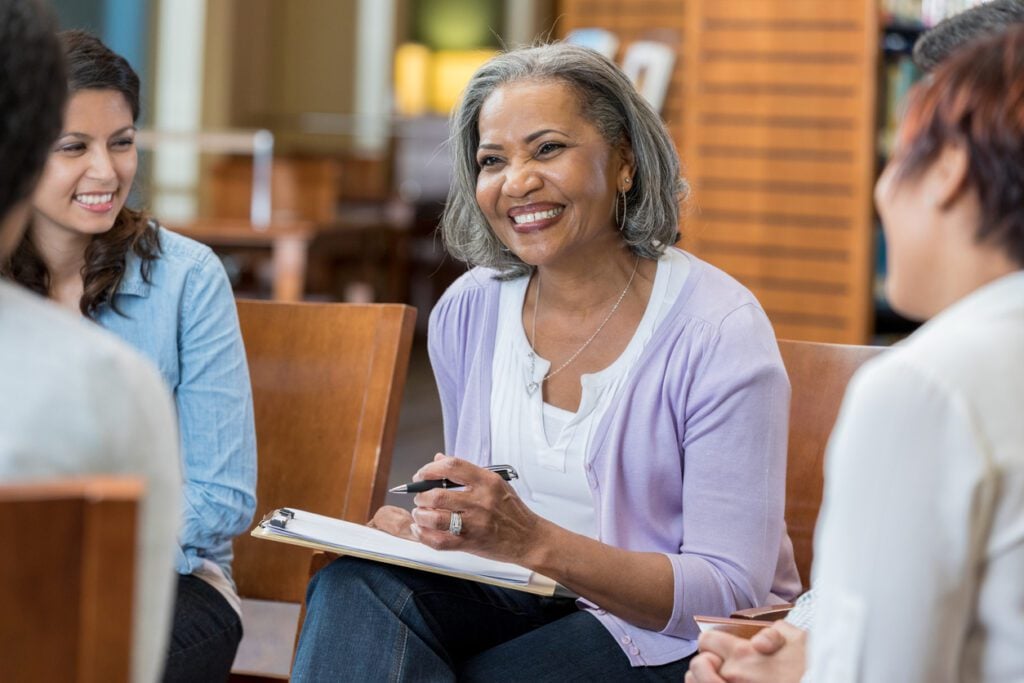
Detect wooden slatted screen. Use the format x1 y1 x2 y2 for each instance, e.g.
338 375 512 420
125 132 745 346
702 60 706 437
560 0 878 343
681 1 878 343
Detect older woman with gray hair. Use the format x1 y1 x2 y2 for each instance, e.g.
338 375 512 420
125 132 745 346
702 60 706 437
292 43 799 681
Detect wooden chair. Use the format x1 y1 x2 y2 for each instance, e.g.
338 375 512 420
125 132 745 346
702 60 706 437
729 339 884 624
230 300 416 680
0 476 143 683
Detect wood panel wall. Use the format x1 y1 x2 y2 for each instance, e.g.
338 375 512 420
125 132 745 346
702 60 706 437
559 0 878 343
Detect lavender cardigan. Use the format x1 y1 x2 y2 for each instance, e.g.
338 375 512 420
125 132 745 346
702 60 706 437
427 251 801 666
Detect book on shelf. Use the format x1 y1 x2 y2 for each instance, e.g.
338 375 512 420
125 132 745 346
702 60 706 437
881 0 989 26
878 54 922 159
882 0 924 24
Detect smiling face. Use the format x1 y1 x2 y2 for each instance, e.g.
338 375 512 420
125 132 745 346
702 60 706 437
474 79 633 270
30 88 137 244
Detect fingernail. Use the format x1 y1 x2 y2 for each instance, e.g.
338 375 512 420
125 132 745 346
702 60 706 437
410 524 421 538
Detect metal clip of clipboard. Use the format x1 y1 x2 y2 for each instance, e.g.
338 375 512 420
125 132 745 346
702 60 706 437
261 508 295 530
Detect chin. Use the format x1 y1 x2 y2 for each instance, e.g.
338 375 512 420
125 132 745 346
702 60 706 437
507 244 553 268
79 217 119 235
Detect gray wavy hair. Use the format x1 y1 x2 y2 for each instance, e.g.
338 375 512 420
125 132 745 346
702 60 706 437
440 42 689 278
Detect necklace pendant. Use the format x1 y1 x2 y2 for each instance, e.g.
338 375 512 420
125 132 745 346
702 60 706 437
526 380 539 395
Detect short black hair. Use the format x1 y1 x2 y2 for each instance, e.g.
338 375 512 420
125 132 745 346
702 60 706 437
0 0 66 222
913 0 1024 71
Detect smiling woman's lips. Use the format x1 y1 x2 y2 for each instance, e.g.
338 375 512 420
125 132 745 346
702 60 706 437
508 205 564 232
74 194 116 213
511 212 563 233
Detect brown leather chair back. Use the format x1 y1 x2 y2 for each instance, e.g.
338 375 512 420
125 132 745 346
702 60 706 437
232 301 415 604
779 339 884 586
0 477 142 683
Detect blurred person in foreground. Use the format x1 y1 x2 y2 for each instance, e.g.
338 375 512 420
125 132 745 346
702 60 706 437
688 20 1024 683
292 42 800 681
1 30 257 681
0 1 180 681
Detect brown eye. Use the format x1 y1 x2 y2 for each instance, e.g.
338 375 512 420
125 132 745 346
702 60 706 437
537 142 564 156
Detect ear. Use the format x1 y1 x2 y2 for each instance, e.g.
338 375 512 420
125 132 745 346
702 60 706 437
928 143 970 210
617 142 636 193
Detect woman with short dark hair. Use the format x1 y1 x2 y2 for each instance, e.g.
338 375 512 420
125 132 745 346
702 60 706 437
808 24 1024 682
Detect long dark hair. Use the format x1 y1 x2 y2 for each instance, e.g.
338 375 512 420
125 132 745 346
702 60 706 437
1 29 160 317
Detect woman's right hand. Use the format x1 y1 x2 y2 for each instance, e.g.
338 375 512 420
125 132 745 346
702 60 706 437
366 505 418 541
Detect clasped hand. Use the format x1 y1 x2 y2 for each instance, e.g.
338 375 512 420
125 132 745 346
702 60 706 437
368 454 542 563
685 620 807 683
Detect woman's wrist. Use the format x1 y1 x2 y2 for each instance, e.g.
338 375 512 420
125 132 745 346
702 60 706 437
518 516 572 577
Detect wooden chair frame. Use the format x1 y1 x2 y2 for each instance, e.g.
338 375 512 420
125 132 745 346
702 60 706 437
0 476 142 682
729 339 884 624
230 300 415 679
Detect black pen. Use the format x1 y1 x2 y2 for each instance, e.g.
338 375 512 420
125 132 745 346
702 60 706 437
388 464 519 494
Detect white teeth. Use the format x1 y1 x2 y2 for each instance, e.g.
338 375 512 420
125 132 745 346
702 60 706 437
75 193 113 205
512 207 562 224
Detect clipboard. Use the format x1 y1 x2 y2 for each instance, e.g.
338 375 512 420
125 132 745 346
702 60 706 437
692 615 771 639
252 507 563 597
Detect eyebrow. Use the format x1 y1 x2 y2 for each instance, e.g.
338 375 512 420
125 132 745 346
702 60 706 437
59 125 137 139
477 128 569 151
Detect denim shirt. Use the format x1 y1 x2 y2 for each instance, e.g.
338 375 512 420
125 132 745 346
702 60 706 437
96 226 257 582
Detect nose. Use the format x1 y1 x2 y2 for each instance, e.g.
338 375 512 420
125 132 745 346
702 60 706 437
86 147 116 182
502 160 542 198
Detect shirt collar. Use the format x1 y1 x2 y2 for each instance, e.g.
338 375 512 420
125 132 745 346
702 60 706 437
115 248 152 298
923 269 1024 331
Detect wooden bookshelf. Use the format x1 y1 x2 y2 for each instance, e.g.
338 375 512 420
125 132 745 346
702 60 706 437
559 0 879 344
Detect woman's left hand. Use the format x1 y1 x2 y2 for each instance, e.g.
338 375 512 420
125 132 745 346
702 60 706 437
410 454 545 563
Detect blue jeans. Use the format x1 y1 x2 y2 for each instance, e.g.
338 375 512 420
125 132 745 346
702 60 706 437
161 574 243 683
292 557 692 682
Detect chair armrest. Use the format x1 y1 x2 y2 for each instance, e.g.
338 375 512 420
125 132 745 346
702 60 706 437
730 603 794 621
693 615 772 639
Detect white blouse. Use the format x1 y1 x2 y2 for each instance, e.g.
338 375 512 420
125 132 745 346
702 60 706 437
808 271 1024 683
490 249 690 537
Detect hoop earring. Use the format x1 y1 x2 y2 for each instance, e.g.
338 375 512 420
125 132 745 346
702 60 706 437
616 189 629 231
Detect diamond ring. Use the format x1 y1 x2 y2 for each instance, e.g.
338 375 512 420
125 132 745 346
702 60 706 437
448 511 463 536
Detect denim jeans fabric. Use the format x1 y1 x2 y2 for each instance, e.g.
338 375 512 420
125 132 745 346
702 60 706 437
161 574 243 683
291 557 693 682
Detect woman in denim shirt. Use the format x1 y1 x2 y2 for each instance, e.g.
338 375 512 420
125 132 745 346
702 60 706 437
2 30 257 681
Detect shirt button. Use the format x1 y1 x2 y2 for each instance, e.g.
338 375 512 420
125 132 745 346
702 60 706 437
595 608 607 615
620 635 632 645
629 646 640 655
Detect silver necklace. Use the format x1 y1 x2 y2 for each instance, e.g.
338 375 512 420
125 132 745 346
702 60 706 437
526 256 640 395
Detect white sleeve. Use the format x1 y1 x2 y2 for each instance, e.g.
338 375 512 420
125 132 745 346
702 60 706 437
807 358 992 683
104 354 182 683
